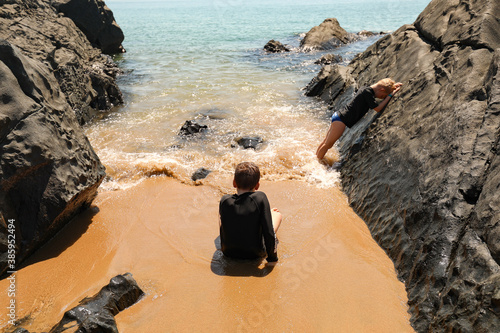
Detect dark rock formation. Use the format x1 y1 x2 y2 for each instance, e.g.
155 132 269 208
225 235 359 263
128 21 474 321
235 136 263 150
47 273 144 333
264 39 290 53
300 18 357 51
0 0 124 124
191 168 212 181
0 39 106 275
52 0 125 54
314 53 343 65
304 64 355 101
305 0 500 331
178 120 208 136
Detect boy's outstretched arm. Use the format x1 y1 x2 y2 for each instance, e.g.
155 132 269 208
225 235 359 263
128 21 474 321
261 196 278 262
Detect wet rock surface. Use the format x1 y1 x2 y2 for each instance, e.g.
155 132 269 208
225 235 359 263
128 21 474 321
178 120 208 136
48 273 144 333
263 39 290 53
305 0 500 331
235 136 263 150
314 53 343 65
192 167 212 181
0 0 124 124
6 273 143 333
0 39 106 275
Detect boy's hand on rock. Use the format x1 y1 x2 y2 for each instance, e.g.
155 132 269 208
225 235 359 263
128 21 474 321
393 82 403 94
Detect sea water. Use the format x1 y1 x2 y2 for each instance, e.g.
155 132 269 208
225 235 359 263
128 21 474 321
87 0 431 190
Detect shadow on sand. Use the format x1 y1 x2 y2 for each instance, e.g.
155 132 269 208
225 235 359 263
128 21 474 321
15 206 99 272
210 236 275 277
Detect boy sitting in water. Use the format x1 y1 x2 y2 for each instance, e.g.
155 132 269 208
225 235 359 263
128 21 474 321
219 162 282 262
316 78 403 160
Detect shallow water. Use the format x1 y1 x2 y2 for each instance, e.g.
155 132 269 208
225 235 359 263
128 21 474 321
85 0 431 190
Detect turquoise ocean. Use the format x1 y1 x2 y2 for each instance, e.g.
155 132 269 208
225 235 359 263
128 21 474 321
87 0 431 190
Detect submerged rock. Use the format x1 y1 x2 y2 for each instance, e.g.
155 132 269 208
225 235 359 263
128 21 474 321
198 107 233 120
357 30 376 37
264 39 290 53
300 18 357 51
0 39 105 275
49 273 144 333
192 168 212 181
235 136 263 150
305 0 500 331
178 120 208 136
314 53 343 65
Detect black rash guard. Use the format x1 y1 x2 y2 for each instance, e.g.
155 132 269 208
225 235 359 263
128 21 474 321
338 86 378 128
219 191 278 262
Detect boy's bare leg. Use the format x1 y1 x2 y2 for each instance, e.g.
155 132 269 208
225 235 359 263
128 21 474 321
271 208 282 233
316 121 346 159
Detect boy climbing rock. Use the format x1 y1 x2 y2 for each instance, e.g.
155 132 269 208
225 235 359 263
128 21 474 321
316 78 403 159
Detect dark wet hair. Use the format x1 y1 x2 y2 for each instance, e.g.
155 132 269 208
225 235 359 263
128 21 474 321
234 162 260 190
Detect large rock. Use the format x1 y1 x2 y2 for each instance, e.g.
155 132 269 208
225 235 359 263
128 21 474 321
304 64 355 103
300 18 356 51
49 273 144 333
0 0 124 124
52 0 125 54
0 39 105 275
305 0 500 331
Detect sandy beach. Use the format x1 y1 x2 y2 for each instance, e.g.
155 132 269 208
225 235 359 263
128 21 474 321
1 176 412 332
2 0 497 330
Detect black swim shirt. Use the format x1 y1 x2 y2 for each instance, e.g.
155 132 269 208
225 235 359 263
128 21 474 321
338 86 378 128
219 191 278 262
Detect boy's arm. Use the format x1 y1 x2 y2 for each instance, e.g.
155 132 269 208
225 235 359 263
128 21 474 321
373 95 392 112
260 194 278 262
218 198 223 228
374 82 402 112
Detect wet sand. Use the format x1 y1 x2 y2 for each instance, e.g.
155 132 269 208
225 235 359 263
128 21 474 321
0 176 413 332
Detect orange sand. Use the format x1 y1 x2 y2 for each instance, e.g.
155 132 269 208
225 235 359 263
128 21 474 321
0 177 413 332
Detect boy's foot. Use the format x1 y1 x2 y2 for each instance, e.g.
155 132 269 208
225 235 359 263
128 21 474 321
318 156 336 167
